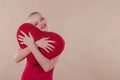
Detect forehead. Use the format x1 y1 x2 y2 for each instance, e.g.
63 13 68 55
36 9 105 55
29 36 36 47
33 14 42 18
31 14 42 21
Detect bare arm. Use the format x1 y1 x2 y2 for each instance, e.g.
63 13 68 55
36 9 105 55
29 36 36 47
17 31 59 72
14 40 39 63
15 43 59 72
15 31 55 63
14 40 55 63
15 44 59 72
14 47 30 63
29 43 59 72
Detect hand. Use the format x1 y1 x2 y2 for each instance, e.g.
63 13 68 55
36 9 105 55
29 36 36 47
36 37 55 53
18 31 35 49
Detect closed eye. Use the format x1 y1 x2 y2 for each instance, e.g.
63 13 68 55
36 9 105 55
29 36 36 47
34 22 38 25
40 17 44 21
41 17 44 20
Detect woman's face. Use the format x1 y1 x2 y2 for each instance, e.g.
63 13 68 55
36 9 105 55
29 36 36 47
30 14 48 31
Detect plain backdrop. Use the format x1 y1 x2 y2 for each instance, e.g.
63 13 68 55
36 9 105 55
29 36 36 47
0 0 120 80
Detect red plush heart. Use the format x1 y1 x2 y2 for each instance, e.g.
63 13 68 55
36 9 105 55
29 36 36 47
16 23 65 65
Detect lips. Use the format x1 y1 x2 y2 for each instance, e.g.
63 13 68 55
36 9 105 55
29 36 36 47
41 24 46 29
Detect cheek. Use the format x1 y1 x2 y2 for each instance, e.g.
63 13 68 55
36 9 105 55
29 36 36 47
37 23 42 27
42 20 47 24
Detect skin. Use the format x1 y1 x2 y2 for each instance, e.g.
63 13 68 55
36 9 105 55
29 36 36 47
14 14 60 72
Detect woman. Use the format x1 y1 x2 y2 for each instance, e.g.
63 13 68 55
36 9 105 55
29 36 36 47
14 12 61 80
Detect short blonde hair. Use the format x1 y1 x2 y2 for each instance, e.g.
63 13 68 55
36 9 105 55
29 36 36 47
28 11 42 18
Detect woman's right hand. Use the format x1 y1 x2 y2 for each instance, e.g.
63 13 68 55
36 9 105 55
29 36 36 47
36 37 55 53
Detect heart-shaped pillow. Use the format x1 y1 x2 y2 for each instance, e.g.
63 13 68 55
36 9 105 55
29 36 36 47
16 23 65 65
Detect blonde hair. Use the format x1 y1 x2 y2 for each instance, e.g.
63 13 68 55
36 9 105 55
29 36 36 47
28 11 42 18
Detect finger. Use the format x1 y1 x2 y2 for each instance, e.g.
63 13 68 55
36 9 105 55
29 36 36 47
18 35 24 39
43 47 50 53
20 31 27 37
47 40 55 43
46 46 54 51
18 38 24 41
47 43 55 49
28 32 33 39
20 42 24 44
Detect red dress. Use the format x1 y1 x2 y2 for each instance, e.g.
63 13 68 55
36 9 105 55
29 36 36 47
21 62 54 80
16 23 65 80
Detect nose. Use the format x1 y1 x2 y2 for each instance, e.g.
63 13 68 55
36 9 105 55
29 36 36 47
41 21 46 26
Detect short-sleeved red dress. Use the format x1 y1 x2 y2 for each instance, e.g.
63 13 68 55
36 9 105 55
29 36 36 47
16 23 65 80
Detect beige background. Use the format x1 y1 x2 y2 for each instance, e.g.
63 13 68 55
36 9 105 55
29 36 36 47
0 0 120 80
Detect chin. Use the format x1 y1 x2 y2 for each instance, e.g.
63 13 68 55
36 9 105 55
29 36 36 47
41 28 48 32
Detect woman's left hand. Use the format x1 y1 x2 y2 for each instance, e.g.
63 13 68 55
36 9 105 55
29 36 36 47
18 31 35 49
